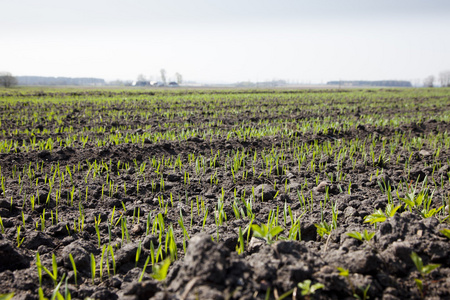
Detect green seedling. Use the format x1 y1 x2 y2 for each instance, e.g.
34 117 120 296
152 258 171 281
398 188 443 218
64 277 72 300
347 230 375 242
315 221 332 238
90 253 96 284
440 228 450 239
108 245 116 275
99 245 107 280
50 273 66 300
38 288 46 300
337 267 356 296
287 219 302 241
94 215 101 248
135 240 142 267
139 256 151 283
0 216 4 234
355 285 371 300
297 279 325 300
364 203 401 227
16 225 25 247
36 252 43 287
68 253 77 286
236 227 245 254
36 253 59 287
251 223 283 245
410 252 440 299
0 293 15 300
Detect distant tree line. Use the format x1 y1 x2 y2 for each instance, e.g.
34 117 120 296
439 71 450 87
16 76 105 86
327 80 412 87
0 72 18 88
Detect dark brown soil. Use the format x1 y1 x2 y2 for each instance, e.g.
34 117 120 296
0 88 449 300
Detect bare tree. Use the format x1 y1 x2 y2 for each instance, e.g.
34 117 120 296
175 72 183 85
136 74 146 82
160 69 167 85
439 71 450 87
0 72 18 88
423 75 435 88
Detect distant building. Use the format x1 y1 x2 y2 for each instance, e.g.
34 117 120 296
150 81 165 87
132 81 150 87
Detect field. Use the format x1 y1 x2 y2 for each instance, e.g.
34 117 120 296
0 87 449 300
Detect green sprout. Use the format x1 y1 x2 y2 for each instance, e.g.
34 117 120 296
251 223 283 245
440 228 450 239
0 293 15 300
297 279 324 300
68 253 77 286
152 258 171 281
347 230 375 243
410 252 440 299
364 203 401 227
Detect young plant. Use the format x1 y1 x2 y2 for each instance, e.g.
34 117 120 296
0 293 15 300
440 228 450 239
337 267 356 296
139 256 151 283
36 253 59 287
251 223 283 245
347 229 375 243
108 245 116 275
398 188 443 218
236 227 245 255
90 253 96 284
94 215 101 248
0 216 4 234
364 203 401 227
135 241 142 267
68 253 77 286
315 221 332 238
152 258 171 281
16 225 25 248
410 252 440 299
36 252 43 287
99 245 107 280
297 279 324 300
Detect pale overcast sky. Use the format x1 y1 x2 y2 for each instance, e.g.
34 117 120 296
1 0 449 83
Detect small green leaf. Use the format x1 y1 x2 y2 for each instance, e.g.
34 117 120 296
398 197 414 208
363 229 375 241
440 228 450 239
364 210 386 225
152 258 171 281
422 264 440 274
414 278 423 291
268 226 283 237
251 224 266 238
410 252 423 273
0 293 15 300
38 288 48 300
298 280 312 296
385 204 401 217
337 267 349 277
310 282 325 293
347 232 363 241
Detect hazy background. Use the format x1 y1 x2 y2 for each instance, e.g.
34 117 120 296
1 0 449 84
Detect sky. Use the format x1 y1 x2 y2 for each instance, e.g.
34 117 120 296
1 0 450 84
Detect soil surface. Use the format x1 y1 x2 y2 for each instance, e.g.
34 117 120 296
0 88 449 300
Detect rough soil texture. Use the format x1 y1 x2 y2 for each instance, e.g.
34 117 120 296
0 89 449 300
